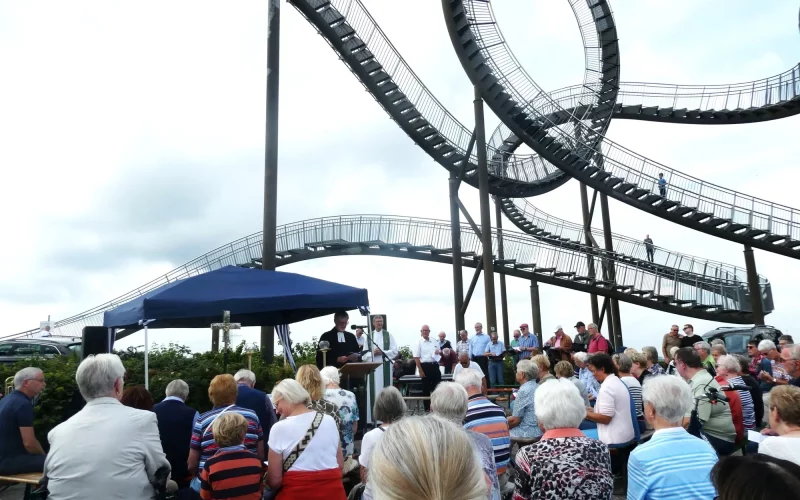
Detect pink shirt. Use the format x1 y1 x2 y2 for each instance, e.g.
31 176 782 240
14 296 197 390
554 335 562 348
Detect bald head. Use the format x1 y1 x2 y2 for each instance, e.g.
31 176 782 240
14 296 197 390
420 325 431 340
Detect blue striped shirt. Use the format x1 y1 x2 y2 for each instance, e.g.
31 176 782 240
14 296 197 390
516 334 538 360
484 341 506 357
469 333 491 358
464 394 511 474
191 405 263 472
727 376 756 430
627 427 718 500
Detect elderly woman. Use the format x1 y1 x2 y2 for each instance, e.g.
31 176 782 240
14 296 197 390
513 379 612 500
584 353 636 447
295 365 343 446
615 354 644 430
320 366 358 458
627 376 718 500
359 387 407 500
711 344 727 364
369 415 486 500
574 352 600 402
509 360 542 439
642 346 664 376
188 374 263 491
554 360 589 406
432 383 500 500
735 354 764 425
267 379 345 500
629 352 652 386
716 355 756 431
759 385 800 465
531 354 553 384
666 346 680 375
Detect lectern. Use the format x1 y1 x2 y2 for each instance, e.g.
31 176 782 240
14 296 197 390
339 362 382 393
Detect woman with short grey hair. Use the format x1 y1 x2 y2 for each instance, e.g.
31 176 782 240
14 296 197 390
574 351 600 402
627 376 718 499
616 353 644 426
320 366 359 458
716 355 756 430
642 346 665 376
359 387 406 500
513 379 613 499
711 344 727 364
509 360 541 439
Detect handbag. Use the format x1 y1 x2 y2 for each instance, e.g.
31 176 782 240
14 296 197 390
262 412 325 500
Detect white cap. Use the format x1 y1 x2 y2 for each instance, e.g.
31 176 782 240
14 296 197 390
554 325 563 332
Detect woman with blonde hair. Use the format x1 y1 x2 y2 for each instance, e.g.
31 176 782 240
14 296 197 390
369 415 487 500
531 354 553 384
554 360 589 406
295 365 342 445
267 379 345 500
759 385 800 465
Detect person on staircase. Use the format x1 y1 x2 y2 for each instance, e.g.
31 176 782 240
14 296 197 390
644 234 655 262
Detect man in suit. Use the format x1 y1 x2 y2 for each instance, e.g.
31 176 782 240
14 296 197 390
316 311 361 369
45 354 170 500
152 379 198 488
233 368 276 442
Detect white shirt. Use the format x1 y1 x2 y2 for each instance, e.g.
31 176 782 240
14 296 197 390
359 426 389 500
356 335 365 348
267 412 340 472
414 337 437 363
594 374 635 445
452 361 485 379
758 436 800 465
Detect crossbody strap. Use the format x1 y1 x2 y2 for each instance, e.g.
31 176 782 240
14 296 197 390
282 412 324 473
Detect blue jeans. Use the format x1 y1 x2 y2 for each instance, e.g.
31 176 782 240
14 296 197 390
488 361 504 387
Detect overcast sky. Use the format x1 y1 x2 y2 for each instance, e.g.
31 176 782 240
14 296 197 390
1 1 798 356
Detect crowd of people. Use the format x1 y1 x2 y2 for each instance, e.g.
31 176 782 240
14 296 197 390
1 314 800 500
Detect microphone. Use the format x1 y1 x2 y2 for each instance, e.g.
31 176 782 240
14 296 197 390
350 325 368 330
722 385 749 392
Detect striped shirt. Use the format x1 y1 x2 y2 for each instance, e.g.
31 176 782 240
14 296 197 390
191 406 263 472
199 445 263 500
627 427 718 500
621 376 643 419
516 334 538 360
726 376 755 430
464 394 511 474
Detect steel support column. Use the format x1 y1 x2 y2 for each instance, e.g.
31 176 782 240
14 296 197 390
579 183 600 324
449 171 465 331
474 86 497 333
462 260 484 316
495 199 510 344
530 281 543 348
743 245 765 325
600 192 622 348
261 0 281 362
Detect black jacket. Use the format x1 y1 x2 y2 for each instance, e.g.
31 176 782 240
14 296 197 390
316 327 361 369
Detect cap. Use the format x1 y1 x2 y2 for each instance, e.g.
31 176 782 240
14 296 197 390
574 321 585 328
519 323 529 328
554 325 563 332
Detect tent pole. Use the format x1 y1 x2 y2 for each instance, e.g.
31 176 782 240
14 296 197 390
138 319 155 390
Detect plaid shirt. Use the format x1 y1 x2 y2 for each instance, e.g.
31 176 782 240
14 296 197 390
648 364 665 376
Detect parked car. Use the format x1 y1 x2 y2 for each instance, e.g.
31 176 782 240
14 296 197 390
0 337 82 365
702 325 783 355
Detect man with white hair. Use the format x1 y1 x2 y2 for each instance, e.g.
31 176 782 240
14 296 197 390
456 369 511 490
363 314 398 418
45 354 170 500
430 383 501 500
693 341 716 375
0 367 46 474
234 368 276 441
437 331 457 374
153 379 197 488
780 344 800 387
758 339 791 391
453 350 487 394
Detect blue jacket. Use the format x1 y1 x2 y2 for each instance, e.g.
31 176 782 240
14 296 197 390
152 398 196 482
235 385 276 441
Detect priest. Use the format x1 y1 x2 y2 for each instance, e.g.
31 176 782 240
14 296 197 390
316 311 361 369
362 314 398 422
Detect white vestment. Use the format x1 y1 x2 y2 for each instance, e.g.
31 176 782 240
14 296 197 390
362 329 398 422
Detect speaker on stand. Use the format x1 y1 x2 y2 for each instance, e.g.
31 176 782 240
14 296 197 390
81 326 113 360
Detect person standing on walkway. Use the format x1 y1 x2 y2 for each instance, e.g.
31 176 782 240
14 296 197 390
644 234 655 262
484 332 506 388
657 173 667 197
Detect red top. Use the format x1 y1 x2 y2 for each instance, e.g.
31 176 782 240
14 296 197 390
588 335 609 354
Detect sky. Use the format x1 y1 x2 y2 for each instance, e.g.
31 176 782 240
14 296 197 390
1 0 798 357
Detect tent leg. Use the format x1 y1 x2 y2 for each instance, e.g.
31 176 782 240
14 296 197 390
144 325 149 390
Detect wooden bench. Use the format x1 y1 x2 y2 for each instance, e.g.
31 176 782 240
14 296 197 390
0 472 43 500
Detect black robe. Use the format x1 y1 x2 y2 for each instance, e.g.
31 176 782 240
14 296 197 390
316 327 361 369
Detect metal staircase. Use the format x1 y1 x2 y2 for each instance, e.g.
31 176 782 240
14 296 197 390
7 215 772 338
443 0 800 258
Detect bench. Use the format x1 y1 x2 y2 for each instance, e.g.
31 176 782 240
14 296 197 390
0 472 43 500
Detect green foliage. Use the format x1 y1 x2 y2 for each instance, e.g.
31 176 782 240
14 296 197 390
398 346 413 360
0 342 294 450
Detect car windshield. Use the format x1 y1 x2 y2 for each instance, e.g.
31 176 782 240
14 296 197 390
68 343 82 354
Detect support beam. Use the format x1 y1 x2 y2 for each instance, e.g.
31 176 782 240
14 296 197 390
462 259 484 316
530 281 543 348
457 129 477 185
449 171 465 331
600 192 623 348
474 85 498 334
743 245 765 325
261 0 281 363
598 296 608 330
456 197 483 240
495 199 510 345
579 182 600 324
211 326 220 353
589 188 598 222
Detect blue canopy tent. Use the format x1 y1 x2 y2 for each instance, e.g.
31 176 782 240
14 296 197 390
102 265 369 386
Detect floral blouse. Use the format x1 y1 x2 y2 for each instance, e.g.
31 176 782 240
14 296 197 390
324 388 359 456
511 380 542 439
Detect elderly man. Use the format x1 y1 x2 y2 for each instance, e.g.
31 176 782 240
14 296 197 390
0 367 46 474
453 350 487 393
456 369 511 488
430 383 501 500
354 327 366 349
587 323 610 354
363 314 398 417
716 355 756 431
662 325 682 362
234 369 276 441
510 329 521 363
152 379 198 488
414 324 441 410
675 348 736 456
573 321 589 347
781 344 800 387
694 341 716 375
758 339 791 391
778 335 794 351
546 326 573 364
574 352 600 402
470 322 491 378
438 331 457 374
456 329 470 354
516 323 538 359
484 332 506 387
45 354 170 500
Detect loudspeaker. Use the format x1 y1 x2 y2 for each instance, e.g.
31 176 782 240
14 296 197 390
81 326 112 359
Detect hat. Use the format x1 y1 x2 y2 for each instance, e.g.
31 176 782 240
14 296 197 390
574 321 585 328
554 325 563 332
520 323 529 328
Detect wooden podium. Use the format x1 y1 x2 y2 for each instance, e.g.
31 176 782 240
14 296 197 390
339 362 382 392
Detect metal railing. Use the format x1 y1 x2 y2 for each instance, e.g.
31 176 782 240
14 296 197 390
456 0 800 241
12 215 761 338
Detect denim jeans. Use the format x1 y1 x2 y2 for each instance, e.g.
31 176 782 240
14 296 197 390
488 361 504 387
